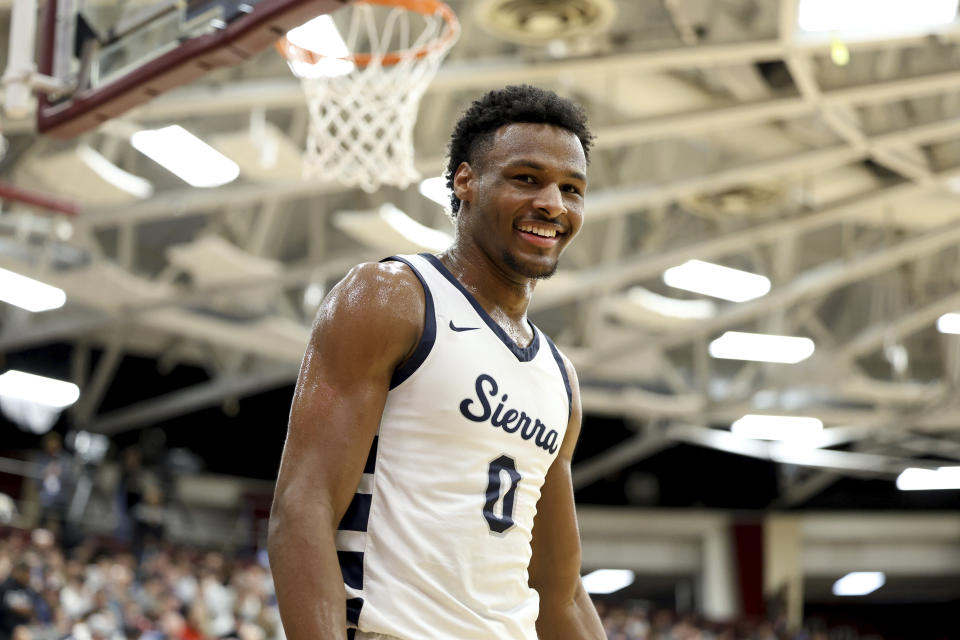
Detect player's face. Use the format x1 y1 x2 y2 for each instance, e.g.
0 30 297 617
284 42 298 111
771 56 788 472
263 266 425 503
461 123 587 280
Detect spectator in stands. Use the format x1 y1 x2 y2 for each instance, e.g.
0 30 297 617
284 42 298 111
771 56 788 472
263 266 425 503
35 433 73 536
116 447 146 543
131 486 166 562
0 562 37 640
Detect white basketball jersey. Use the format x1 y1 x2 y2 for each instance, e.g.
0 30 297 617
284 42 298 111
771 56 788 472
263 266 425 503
337 253 572 640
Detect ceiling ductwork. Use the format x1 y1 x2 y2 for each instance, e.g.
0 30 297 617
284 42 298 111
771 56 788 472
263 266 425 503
681 182 789 219
474 0 617 44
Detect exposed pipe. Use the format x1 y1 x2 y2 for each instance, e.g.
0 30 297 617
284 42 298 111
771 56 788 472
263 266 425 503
0 181 81 216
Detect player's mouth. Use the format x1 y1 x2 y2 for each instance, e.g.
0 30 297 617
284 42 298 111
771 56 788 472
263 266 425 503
514 222 564 248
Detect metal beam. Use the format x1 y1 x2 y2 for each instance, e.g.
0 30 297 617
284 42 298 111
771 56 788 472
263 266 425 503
84 84 960 230
0 254 370 348
73 340 124 425
579 385 706 418
773 470 842 508
839 288 960 363
536 167 960 315
123 31 960 122
652 218 960 346
572 434 673 490
89 366 297 435
780 0 935 187
0 309 119 352
666 423 942 476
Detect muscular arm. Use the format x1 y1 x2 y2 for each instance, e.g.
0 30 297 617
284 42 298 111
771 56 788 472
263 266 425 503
528 354 605 640
268 262 424 640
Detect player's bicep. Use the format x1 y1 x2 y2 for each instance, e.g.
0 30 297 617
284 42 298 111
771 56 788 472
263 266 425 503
273 262 423 527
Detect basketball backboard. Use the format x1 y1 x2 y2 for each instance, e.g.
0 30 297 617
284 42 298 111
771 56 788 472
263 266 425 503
35 0 352 138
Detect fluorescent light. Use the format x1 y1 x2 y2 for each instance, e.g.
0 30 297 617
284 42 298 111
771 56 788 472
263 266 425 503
832 571 885 596
77 145 153 199
131 125 240 188
625 286 716 319
0 268 66 312
709 331 815 364
663 260 771 302
419 176 449 207
285 15 354 78
896 467 960 490
798 0 958 33
937 312 960 334
379 204 452 251
582 569 635 595
0 370 79 409
731 415 823 441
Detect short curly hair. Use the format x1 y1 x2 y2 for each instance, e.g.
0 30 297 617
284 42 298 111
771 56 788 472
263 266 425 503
444 85 593 216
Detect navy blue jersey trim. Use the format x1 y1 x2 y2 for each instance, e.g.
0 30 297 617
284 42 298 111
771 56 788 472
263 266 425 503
545 334 572 421
338 493 372 532
420 253 540 362
346 629 356 640
381 256 437 389
346 598 363 626
338 551 364 590
363 436 378 474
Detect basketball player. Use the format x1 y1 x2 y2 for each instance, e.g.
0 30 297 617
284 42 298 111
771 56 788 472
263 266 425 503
268 85 606 640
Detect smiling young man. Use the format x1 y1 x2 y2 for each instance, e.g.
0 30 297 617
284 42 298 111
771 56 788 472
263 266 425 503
268 85 605 640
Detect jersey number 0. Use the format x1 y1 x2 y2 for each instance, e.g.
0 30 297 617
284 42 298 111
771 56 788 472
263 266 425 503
484 455 521 533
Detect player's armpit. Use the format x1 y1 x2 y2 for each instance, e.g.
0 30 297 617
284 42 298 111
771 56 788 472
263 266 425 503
528 354 605 640
268 260 425 640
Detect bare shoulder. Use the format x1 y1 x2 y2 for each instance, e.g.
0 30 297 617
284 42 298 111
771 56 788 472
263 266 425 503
310 260 426 369
321 260 423 320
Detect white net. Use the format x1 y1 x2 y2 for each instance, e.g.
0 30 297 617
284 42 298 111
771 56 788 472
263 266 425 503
282 1 459 192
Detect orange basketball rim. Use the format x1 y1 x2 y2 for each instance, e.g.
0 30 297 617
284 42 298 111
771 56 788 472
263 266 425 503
276 0 460 69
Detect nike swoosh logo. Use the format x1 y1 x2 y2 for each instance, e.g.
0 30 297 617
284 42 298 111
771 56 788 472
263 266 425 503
449 321 480 332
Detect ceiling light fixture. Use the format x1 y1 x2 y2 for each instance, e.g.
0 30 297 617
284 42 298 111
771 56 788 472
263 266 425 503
0 370 80 409
663 259 771 302
896 466 960 490
378 203 452 251
131 125 240 188
832 571 886 596
77 145 153 199
581 569 635 595
419 176 449 207
709 331 815 364
0 268 66 312
798 0 958 34
936 312 960 334
731 415 824 441
285 15 354 78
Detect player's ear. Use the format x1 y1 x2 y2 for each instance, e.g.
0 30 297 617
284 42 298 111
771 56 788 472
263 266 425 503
453 162 475 207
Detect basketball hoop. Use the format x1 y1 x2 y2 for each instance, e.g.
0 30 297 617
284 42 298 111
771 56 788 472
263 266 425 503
277 0 459 192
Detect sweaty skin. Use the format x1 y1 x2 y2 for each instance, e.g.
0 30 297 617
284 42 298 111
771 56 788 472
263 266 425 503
268 122 604 640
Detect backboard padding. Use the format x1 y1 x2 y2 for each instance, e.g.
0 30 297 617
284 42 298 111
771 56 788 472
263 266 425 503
37 0 352 138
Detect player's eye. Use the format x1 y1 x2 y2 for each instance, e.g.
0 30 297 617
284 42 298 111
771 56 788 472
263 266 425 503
514 174 537 184
562 184 583 195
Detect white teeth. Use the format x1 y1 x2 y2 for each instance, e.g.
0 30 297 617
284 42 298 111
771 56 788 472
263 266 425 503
517 224 557 238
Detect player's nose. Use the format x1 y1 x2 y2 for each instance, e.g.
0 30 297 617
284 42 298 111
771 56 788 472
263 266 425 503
532 183 565 219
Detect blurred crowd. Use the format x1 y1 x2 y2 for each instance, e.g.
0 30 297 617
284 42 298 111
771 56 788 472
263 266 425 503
0 525 891 640
594 601 862 640
0 529 280 640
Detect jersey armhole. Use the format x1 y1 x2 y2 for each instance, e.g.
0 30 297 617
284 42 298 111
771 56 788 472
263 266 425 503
544 334 572 421
381 255 437 390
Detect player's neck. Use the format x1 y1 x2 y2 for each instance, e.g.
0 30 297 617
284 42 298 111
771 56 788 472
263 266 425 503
439 243 535 323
